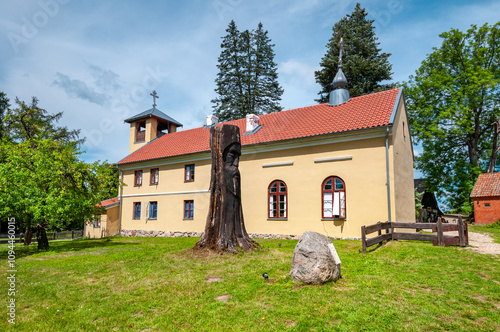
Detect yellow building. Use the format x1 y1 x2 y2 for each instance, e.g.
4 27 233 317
84 197 120 238
113 87 415 239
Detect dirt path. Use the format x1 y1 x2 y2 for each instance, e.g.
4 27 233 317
466 231 500 255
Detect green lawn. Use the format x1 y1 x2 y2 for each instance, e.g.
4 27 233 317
1 236 499 331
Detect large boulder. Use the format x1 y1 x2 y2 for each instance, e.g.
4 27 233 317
290 231 341 284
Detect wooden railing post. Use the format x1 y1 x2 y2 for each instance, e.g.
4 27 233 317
437 218 444 246
361 226 366 254
458 216 465 247
72 230 74 239
464 223 469 247
53 232 56 241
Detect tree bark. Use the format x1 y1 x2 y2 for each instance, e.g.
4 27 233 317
488 120 499 173
24 218 32 246
36 224 49 250
194 125 259 253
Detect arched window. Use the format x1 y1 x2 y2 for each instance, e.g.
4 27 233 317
322 177 346 219
268 180 287 219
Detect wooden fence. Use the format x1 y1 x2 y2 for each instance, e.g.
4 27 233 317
0 230 83 245
361 217 468 254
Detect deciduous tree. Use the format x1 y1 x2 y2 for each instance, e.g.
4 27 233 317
404 22 500 213
0 96 120 248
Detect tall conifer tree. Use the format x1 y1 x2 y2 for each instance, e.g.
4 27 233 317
0 92 9 140
212 21 283 121
315 3 393 103
253 23 283 115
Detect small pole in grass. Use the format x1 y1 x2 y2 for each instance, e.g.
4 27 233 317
361 226 366 254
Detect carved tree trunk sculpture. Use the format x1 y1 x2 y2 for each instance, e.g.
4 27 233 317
194 125 259 253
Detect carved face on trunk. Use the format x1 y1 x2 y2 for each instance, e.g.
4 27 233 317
223 143 241 168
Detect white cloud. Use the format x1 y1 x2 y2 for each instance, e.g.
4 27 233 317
279 59 320 109
89 65 122 92
52 72 110 106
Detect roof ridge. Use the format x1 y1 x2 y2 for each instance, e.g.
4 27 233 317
117 88 400 165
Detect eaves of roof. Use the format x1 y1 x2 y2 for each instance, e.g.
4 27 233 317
117 88 401 166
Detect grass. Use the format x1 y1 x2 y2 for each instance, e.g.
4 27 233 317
1 236 499 331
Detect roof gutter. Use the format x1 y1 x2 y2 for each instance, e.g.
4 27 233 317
118 169 123 236
389 88 404 125
385 126 392 222
384 88 403 223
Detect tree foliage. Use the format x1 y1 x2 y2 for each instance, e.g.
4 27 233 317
3 96 83 145
0 139 96 229
0 92 9 140
0 95 120 248
315 3 393 103
212 21 283 121
404 22 500 213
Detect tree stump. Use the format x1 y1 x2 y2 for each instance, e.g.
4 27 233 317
194 125 259 253
36 224 49 250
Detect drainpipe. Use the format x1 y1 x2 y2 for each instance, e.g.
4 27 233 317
385 126 392 222
118 169 123 235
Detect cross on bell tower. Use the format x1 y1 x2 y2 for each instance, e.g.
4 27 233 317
150 90 159 108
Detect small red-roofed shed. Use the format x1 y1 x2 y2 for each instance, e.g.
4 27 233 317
471 173 500 224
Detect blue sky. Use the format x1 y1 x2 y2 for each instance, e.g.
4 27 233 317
1 0 499 165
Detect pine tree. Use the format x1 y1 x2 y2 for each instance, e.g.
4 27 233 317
212 21 245 121
315 3 393 103
252 23 283 115
212 21 283 122
0 92 9 140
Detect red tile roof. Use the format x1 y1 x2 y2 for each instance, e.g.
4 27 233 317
97 197 120 208
117 88 401 165
471 173 500 198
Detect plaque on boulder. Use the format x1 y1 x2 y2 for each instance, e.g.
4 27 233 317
290 231 341 284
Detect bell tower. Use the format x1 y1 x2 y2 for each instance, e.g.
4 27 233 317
124 90 183 154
